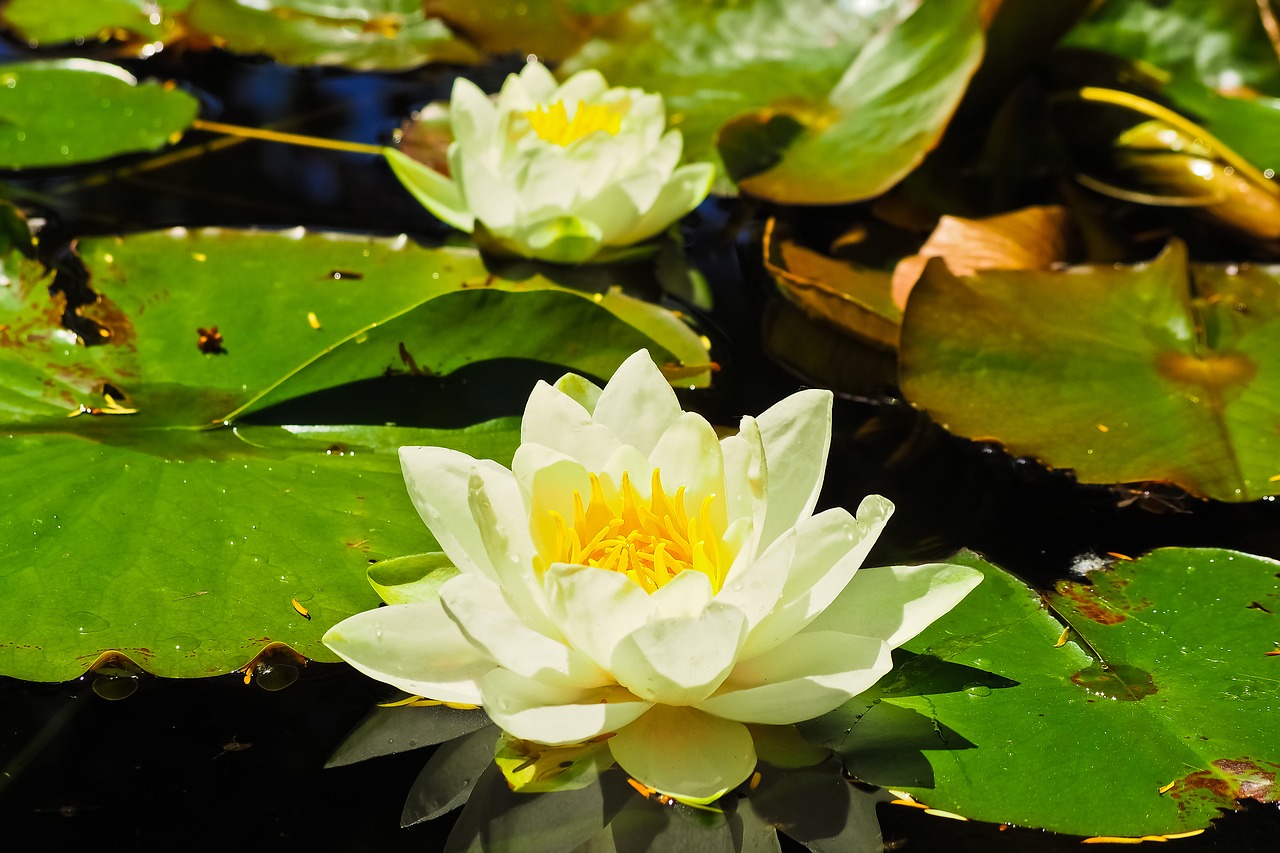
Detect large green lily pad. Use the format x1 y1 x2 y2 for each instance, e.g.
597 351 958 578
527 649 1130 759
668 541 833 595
185 0 482 70
1 0 192 47
900 240 1280 502
807 548 1280 836
564 0 986 202
0 59 199 169
0 227 709 681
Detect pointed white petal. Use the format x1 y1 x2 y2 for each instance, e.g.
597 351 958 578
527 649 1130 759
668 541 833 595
591 350 682 456
610 602 747 705
323 602 495 704
605 161 714 247
740 497 893 658
805 562 983 648
648 411 726 526
754 389 833 550
543 563 651 673
608 706 755 800
441 573 607 688
448 76 497 155
481 668 651 745
520 380 619 471
696 632 891 724
554 69 609 105
399 447 505 582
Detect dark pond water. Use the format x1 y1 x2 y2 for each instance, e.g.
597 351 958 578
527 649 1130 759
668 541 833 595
2 42 1280 851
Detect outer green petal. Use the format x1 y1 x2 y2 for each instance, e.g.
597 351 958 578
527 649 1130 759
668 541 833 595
754 388 833 550
384 148 474 233
481 668 651 745
610 602 747 705
514 215 604 263
440 572 608 689
696 632 891 725
553 372 603 414
592 349 683 456
608 706 755 800
739 498 894 658
805 562 983 648
606 161 715 247
323 602 495 705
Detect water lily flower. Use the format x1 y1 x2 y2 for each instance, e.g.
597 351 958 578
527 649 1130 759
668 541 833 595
324 350 981 800
384 59 715 263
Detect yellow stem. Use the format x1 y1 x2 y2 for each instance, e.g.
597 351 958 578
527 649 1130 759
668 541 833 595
1074 86 1279 198
190 119 385 156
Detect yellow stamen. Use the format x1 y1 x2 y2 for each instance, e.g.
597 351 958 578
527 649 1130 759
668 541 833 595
544 469 728 593
524 100 624 147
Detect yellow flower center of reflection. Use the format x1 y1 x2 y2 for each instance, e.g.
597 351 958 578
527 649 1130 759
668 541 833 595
549 470 725 593
524 100 624 147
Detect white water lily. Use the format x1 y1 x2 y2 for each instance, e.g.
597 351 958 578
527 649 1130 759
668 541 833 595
324 350 981 800
384 59 715 263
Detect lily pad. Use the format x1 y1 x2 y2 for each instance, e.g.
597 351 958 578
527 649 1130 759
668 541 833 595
564 0 986 202
0 59 199 169
0 228 709 681
1065 0 1280 96
184 0 482 70
900 240 1280 502
1 0 192 48
807 548 1280 836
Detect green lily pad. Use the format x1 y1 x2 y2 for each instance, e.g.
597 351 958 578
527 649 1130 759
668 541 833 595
185 0 482 70
1 0 192 47
807 548 1280 837
564 0 986 202
1065 0 1280 96
0 59 199 169
0 228 709 681
900 240 1280 502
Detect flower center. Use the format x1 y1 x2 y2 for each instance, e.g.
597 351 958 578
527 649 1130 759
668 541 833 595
549 470 725 593
524 100 624 147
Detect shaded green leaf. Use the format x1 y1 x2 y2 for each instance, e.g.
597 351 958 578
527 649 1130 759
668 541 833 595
327 702 492 768
402 723 501 826
900 240 1280 502
1 0 192 47
185 0 482 70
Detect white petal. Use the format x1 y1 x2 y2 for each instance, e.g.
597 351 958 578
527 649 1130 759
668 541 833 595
399 447 507 583
714 522 795 640
648 411 726 527
449 76 497 155
696 632 891 725
554 69 609 105
610 602 747 705
608 706 755 800
805 562 983 648
543 563 650 672
383 149 474 233
720 416 766 535
517 59 559 101
520 380 619 471
481 668 651 745
440 573 607 688
754 389 833 550
452 147 518 231
605 161 714 247
591 350 682 456
740 497 893 658
323 602 495 704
